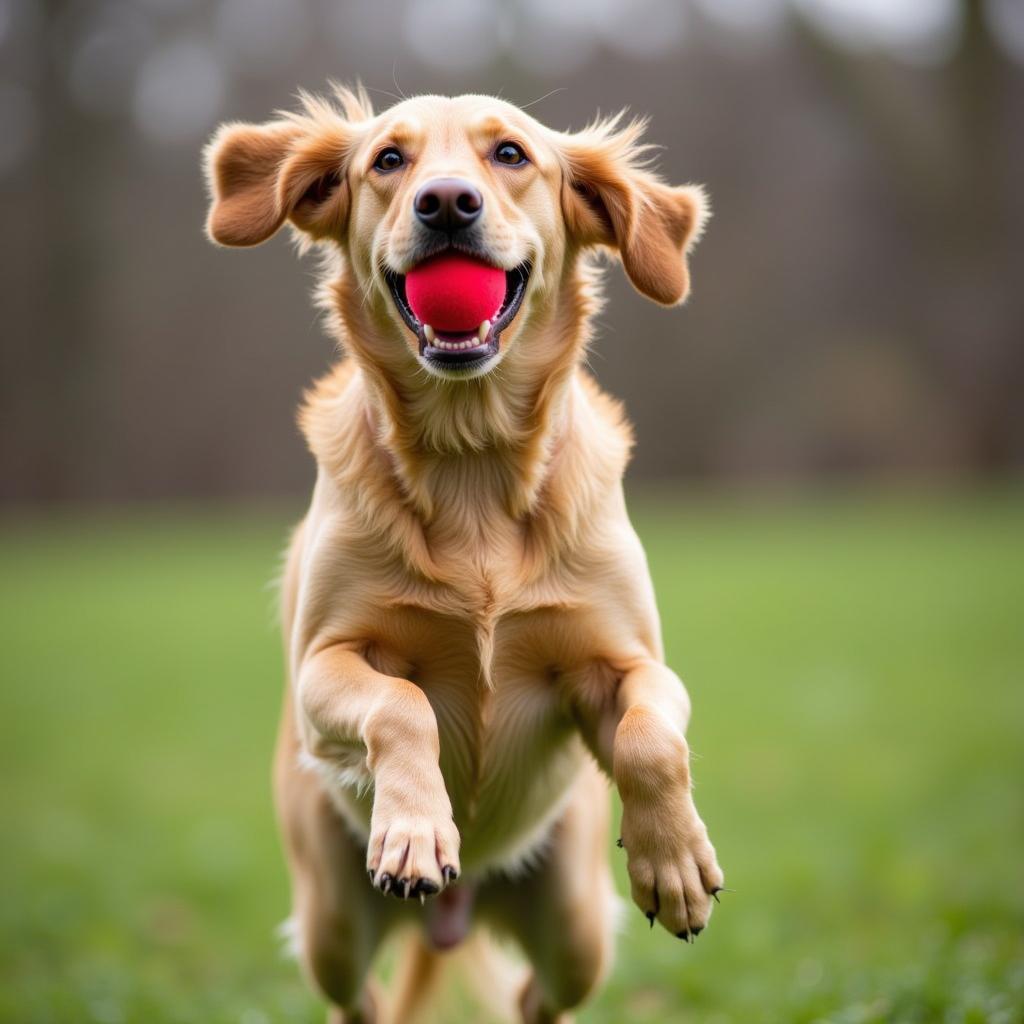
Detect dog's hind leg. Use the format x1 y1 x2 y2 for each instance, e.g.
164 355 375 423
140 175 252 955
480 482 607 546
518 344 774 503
477 760 618 1024
276 528 407 1022
286 780 390 1022
276 704 403 1023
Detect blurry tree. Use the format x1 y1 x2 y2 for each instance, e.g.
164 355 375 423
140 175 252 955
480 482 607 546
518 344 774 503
29 0 102 498
793 0 1023 473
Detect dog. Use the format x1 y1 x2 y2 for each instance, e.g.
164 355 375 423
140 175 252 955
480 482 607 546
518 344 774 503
204 86 724 1024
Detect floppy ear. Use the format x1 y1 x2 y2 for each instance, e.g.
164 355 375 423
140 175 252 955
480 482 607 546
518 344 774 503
204 114 354 247
557 116 708 306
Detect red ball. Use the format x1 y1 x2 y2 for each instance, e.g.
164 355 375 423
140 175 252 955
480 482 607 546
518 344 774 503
405 254 506 333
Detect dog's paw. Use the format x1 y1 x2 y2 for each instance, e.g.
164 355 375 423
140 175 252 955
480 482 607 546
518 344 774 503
366 788 461 900
620 789 723 940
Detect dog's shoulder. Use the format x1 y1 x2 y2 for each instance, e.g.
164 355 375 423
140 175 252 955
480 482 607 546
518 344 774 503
298 359 361 468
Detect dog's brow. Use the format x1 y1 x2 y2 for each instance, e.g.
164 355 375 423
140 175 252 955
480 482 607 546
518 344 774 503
468 115 512 143
369 119 421 155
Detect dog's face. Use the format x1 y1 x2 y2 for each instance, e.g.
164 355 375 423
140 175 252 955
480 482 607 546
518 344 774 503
348 95 562 380
205 89 707 381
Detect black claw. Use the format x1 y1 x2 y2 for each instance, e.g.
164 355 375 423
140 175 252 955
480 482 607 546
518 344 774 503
379 872 393 894
646 911 655 929
691 926 703 937
414 878 440 897
676 930 690 941
711 888 721 904
398 877 412 899
367 868 376 885
442 865 459 884
616 837 624 848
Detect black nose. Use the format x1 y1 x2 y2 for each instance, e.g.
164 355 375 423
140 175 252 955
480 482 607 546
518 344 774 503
414 178 483 232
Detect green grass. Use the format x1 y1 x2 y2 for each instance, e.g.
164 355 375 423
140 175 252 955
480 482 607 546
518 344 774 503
1 492 1022 1024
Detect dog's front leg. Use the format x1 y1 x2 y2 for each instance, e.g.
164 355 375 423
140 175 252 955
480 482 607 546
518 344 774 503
581 659 724 939
297 644 461 899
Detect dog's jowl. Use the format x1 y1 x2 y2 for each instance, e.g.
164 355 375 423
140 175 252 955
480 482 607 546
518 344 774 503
204 87 723 1024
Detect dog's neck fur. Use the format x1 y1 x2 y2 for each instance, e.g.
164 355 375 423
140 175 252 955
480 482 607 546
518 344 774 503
301 258 632 581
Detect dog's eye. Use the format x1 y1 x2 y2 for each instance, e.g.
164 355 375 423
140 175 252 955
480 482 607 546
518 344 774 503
373 148 404 173
494 142 527 167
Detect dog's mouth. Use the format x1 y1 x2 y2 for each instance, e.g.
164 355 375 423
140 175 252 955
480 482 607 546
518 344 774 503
384 261 531 374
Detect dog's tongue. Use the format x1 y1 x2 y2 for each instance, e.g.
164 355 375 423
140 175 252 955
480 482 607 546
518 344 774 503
405 254 505 333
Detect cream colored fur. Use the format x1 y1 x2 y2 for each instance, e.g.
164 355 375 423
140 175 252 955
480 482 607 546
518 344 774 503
204 86 723 1024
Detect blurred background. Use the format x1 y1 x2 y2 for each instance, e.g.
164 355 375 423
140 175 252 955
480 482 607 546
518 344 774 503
2 0 1023 498
1 1 1022 1022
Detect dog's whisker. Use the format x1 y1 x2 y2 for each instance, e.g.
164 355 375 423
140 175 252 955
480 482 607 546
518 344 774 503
363 84 405 106
392 62 408 101
521 86 567 111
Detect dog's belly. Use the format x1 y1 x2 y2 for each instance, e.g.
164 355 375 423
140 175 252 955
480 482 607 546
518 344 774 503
412 617 597 875
325 602 606 876
448 666 591 873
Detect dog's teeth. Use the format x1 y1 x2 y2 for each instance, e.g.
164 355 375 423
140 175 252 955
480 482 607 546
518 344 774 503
428 333 488 352
478 320 490 343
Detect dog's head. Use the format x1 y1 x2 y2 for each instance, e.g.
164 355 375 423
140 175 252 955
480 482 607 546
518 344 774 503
204 87 707 382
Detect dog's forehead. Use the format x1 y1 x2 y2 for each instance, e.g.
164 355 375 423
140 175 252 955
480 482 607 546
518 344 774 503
372 95 554 165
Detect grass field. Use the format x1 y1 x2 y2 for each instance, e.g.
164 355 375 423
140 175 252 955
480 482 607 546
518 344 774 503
1 491 1022 1024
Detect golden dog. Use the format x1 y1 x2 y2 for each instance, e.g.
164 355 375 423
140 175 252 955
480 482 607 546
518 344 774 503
204 86 723 1024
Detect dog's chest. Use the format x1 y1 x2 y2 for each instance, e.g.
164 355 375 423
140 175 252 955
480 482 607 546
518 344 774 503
305 506 628 870
361 579 603 871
